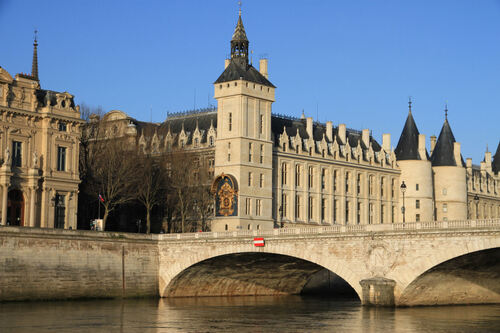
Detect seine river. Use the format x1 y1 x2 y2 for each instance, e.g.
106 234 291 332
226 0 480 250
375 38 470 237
1 297 499 333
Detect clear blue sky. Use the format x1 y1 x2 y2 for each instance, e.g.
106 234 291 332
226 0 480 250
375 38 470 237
1 0 499 163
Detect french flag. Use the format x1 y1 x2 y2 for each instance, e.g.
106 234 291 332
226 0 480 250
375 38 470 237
98 194 105 203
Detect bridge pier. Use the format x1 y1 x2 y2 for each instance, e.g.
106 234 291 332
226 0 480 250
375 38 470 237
359 277 396 307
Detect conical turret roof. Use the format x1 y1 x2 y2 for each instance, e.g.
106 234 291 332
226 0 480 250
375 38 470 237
395 110 424 160
430 118 463 166
492 141 500 174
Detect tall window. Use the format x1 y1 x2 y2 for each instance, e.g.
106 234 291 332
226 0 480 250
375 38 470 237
295 195 301 219
245 198 251 215
12 141 22 167
54 194 65 229
295 165 301 187
392 206 395 223
281 163 288 185
357 174 361 194
416 199 420 209
57 146 66 171
308 167 314 188
282 194 287 218
256 199 261 216
381 205 385 224
345 201 350 223
416 213 420 222
357 202 361 224
333 170 337 192
321 198 326 222
369 203 373 224
391 179 395 198
227 142 231 161
228 112 232 131
259 114 264 134
380 177 385 197
321 169 326 190
345 172 350 193
369 176 374 195
416 183 419 191
249 143 253 162
443 203 448 212
248 172 252 186
259 174 264 188
260 144 264 164
308 197 314 220
334 200 338 223
209 136 214 146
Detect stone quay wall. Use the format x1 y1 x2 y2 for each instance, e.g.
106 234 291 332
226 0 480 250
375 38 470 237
0 227 159 301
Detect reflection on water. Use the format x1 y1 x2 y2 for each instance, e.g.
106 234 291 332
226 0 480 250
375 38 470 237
0 296 499 333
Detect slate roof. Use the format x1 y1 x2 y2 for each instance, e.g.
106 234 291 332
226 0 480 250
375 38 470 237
232 14 248 42
214 60 275 87
394 111 426 160
493 141 500 174
430 119 464 167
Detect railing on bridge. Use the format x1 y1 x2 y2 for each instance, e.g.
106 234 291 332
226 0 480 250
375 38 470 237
159 218 500 241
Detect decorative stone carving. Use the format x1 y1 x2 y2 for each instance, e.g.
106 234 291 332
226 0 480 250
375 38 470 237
4 147 10 166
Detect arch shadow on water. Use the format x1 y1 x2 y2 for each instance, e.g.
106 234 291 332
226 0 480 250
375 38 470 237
399 248 500 306
163 252 360 301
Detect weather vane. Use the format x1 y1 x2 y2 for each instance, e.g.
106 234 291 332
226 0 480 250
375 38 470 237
408 96 412 111
444 102 448 120
34 29 38 43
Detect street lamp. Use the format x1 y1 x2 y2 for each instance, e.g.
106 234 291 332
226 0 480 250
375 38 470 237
474 194 479 219
400 181 407 224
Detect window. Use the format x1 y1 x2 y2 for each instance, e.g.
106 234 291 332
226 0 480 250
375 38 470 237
333 170 337 192
416 199 420 209
345 172 350 193
225 224 228 231
443 203 448 213
248 172 252 186
249 143 253 162
345 201 350 223
380 178 385 197
194 138 199 147
308 167 314 188
259 114 264 134
245 198 251 215
260 144 264 164
357 202 361 224
369 203 373 224
57 146 66 171
281 163 288 185
247 224 251 230
295 195 301 219
442 188 447 195
416 214 420 222
392 206 395 223
295 165 301 186
391 179 395 198
357 174 361 194
12 141 22 167
321 198 326 221
321 169 326 190
58 122 67 132
381 205 385 224
209 136 214 146
334 200 338 223
369 176 374 195
282 194 287 218
416 183 419 191
259 174 264 188
308 197 314 220
54 194 65 229
180 139 185 148
256 199 261 216
227 142 231 161
228 112 232 131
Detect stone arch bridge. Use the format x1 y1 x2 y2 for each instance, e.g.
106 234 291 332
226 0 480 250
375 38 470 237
159 219 500 306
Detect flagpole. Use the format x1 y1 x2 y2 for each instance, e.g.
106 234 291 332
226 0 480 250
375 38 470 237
98 196 100 219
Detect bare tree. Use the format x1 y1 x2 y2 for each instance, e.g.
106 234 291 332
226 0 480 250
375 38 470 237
192 166 214 232
134 152 168 233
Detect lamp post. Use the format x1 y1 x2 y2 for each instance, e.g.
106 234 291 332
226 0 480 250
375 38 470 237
474 194 479 219
400 181 407 224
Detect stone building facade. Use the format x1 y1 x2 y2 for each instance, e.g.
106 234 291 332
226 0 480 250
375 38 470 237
100 11 500 232
0 37 82 229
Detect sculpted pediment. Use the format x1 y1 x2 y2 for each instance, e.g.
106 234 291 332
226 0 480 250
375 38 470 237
0 68 13 83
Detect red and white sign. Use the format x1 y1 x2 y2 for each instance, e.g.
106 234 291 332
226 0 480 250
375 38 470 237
253 237 265 247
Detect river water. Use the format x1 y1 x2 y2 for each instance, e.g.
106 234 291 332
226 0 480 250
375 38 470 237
1 296 499 333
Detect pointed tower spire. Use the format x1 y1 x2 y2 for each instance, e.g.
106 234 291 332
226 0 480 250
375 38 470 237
430 108 462 166
230 2 249 67
31 30 39 81
395 101 425 160
492 141 500 174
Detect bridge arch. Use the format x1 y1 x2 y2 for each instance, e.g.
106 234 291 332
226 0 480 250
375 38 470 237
159 244 364 300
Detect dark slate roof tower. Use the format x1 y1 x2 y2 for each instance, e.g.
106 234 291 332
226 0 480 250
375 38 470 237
395 99 427 160
214 10 275 87
493 141 500 174
430 107 464 167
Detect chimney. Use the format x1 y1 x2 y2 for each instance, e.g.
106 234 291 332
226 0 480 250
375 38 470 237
430 135 437 154
485 151 492 172
466 158 472 169
259 59 268 79
225 59 230 69
326 121 333 141
362 129 370 148
338 124 346 144
306 117 313 139
382 133 391 151
454 142 462 166
418 134 426 160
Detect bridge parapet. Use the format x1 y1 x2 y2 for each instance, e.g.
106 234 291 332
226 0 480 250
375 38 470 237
158 218 500 241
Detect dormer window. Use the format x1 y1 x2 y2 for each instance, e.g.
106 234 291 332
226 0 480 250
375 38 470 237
209 136 214 146
194 138 199 147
